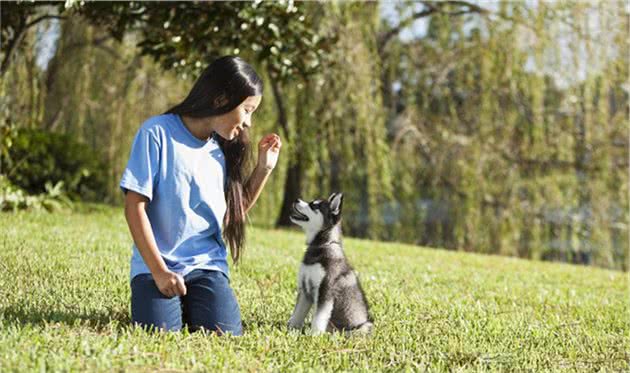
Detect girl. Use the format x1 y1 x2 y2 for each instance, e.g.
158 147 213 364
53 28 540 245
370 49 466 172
120 56 281 335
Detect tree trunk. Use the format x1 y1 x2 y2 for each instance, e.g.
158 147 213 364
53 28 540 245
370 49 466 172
574 99 592 265
275 159 303 227
1 17 27 77
267 67 304 227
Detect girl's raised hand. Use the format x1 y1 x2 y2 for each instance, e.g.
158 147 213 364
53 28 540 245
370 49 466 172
258 133 282 171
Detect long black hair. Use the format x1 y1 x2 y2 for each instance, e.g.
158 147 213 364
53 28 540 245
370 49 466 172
166 56 263 263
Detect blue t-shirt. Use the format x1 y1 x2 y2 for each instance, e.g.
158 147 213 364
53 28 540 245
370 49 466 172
120 113 229 280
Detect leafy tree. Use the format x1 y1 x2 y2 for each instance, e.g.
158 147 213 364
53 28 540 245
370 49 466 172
2 1 627 270
383 1 628 269
76 1 331 81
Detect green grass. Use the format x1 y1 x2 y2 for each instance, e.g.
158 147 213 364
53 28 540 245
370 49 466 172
0 205 628 372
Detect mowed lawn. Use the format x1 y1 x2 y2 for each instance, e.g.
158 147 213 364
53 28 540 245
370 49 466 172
0 205 627 372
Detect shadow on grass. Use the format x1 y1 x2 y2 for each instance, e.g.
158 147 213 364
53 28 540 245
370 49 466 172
2 307 292 334
2 305 298 335
1 305 131 332
241 319 288 332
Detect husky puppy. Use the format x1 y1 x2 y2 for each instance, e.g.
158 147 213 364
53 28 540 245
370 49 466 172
288 192 373 335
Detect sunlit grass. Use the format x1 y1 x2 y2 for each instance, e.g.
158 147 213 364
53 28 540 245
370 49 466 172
0 205 627 371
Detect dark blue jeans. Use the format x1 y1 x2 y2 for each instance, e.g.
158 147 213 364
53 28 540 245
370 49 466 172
131 269 242 335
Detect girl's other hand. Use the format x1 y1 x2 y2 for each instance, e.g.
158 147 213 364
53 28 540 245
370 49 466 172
258 133 282 171
153 269 187 298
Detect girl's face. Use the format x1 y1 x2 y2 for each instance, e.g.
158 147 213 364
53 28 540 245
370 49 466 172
213 95 262 140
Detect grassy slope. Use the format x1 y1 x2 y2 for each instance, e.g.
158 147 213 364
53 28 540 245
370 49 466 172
0 205 627 372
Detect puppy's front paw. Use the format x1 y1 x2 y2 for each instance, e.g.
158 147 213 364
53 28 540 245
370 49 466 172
287 318 303 330
309 328 325 336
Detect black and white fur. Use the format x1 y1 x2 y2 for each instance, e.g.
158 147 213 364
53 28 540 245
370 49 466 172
288 192 373 335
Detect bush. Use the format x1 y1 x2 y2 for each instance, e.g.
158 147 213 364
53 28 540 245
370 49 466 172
0 175 72 212
2 128 108 201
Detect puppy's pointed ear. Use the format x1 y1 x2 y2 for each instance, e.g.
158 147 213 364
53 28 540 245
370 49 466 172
329 192 343 216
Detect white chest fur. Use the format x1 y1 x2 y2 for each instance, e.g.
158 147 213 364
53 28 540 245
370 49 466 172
298 263 326 302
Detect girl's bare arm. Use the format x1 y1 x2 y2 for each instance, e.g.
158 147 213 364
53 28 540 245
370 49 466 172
244 164 273 214
245 134 281 213
124 190 186 297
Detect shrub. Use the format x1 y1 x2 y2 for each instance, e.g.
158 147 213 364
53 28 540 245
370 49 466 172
0 175 72 212
3 128 108 201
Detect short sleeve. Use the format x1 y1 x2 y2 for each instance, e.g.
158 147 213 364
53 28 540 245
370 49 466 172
120 128 161 201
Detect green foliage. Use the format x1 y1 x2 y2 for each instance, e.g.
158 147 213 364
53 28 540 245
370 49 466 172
0 206 627 371
385 1 629 270
0 175 71 212
3 1 627 270
0 104 17 174
297 3 392 238
76 1 335 81
4 128 108 201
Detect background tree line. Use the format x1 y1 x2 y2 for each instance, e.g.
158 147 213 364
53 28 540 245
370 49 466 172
1 1 627 270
